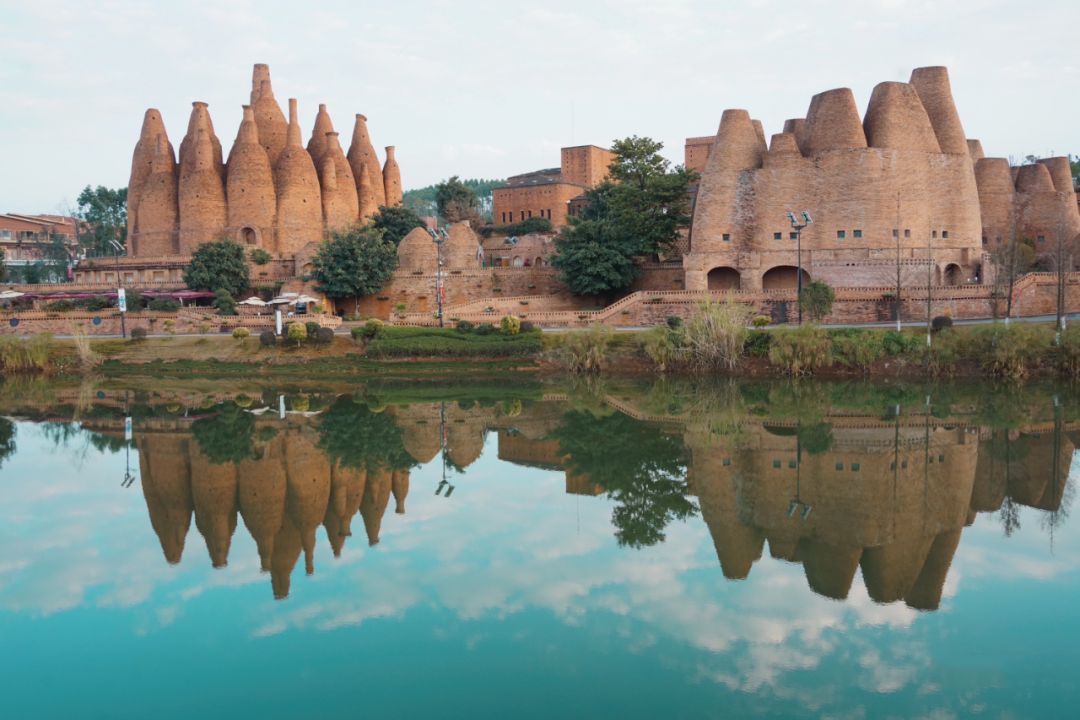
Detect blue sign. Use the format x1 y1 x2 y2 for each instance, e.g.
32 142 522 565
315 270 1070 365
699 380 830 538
8 318 17 327
96 391 105 399
92 316 101 325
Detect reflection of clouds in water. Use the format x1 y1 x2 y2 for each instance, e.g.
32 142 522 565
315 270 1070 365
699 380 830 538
1 425 1078 708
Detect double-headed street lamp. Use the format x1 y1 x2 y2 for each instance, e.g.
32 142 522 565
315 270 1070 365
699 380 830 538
786 211 813 324
427 228 449 327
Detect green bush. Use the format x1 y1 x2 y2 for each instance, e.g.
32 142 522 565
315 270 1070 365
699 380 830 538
769 324 831 375
363 318 383 338
351 326 365 341
752 315 770 328
743 330 771 357
456 320 474 333
250 248 272 265
130 327 147 341
931 316 953 332
882 330 917 355
500 315 521 335
829 328 883 370
314 327 335 344
286 322 307 346
75 296 111 311
364 326 543 359
476 323 496 336
666 316 682 329
232 327 250 341
642 326 679 371
973 322 1052 378
149 298 181 312
196 323 210 334
259 330 276 347
519 320 535 333
48 300 74 312
559 323 613 373
305 321 320 337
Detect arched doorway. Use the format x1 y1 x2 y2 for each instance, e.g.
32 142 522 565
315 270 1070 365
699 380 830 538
241 227 258 245
535 256 544 267
707 266 741 290
762 265 810 290
513 256 523 267
944 263 962 286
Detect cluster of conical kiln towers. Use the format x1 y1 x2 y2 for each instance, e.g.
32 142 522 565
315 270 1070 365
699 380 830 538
126 64 402 259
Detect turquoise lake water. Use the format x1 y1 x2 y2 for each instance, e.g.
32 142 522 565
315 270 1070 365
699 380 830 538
0 378 1077 718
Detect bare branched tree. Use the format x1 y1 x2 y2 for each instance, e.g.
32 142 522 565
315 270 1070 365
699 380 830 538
1039 209 1079 343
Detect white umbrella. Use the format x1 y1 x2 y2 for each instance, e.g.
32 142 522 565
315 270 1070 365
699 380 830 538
238 297 268 306
0 290 25 299
268 297 294 304
290 295 320 305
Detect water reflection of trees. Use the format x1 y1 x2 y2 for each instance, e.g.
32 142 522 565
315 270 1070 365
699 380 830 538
554 410 695 548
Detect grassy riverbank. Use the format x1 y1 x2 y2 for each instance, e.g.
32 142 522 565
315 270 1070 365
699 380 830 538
3 319 1077 380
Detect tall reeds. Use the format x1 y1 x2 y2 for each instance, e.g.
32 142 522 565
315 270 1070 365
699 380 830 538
0 332 55 372
69 324 99 369
559 323 613 373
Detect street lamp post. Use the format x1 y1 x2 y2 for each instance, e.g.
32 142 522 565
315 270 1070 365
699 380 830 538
428 228 449 327
786 211 813 324
109 239 126 339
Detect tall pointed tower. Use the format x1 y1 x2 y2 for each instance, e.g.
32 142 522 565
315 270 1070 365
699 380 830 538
273 98 324 256
318 131 360 230
382 146 402 207
252 68 288 166
127 109 172 244
306 104 335 168
135 134 180 255
178 120 228 252
347 114 386 208
226 105 277 248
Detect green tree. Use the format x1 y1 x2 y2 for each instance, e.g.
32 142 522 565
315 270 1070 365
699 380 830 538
212 288 237 315
191 403 256 464
317 394 417 470
75 185 128 256
553 409 695 548
435 176 483 225
1070 157 1079 190
311 225 398 314
798 279 836 322
0 248 7 284
371 205 425 245
550 191 642 300
183 238 250 298
0 418 15 470
606 136 698 256
22 263 43 284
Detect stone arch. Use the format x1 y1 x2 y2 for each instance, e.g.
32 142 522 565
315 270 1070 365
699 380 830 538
707 266 741 290
513 256 523 267
762 265 810 290
236 226 261 246
944 263 962 286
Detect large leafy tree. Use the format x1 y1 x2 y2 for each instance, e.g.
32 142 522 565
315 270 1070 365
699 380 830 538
76 185 127 256
183 238 250 298
606 136 698 256
435 176 483 225
311 225 397 314
553 409 695 548
191 403 257 464
371 205 425 246
317 394 417 470
550 189 642 299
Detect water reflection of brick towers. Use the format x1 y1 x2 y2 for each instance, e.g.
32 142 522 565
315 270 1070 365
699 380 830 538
127 64 402 261
136 421 410 600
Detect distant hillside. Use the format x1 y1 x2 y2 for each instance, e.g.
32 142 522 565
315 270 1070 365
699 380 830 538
403 178 504 221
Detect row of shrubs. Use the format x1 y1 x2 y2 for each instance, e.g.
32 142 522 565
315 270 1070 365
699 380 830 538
361 318 543 359
45 295 182 313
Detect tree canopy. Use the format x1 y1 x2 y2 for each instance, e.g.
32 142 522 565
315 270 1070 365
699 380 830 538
798 279 836 322
191 403 257 464
434 176 485 225
310 225 398 313
317 395 417 471
183 238 250 298
76 185 127 256
550 136 697 299
370 205 426 245
553 409 695 548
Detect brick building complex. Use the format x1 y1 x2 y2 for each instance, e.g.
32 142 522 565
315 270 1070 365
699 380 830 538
683 66 1080 292
492 145 615 228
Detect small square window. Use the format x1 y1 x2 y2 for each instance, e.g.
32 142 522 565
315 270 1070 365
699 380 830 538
890 461 896 470
853 229 862 238
942 231 948 238
1038 235 1045 243
774 232 782 240
722 233 730 242
851 463 860 471
996 237 1002 244
836 230 846 239
982 237 988 245
901 460 908 469
938 454 945 462
790 232 798 240
773 460 781 468
835 462 843 470
904 229 911 238
893 229 899 238
722 458 730 466
789 460 796 468
932 230 938 238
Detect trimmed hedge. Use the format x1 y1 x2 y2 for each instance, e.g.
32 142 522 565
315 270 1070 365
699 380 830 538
365 326 543 358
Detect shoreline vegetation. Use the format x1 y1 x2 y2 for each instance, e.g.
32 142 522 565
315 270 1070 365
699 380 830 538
2 308 1078 381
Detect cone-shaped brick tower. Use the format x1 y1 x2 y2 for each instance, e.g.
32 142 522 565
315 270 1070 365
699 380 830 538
137 436 193 565
358 162 379 221
274 98 324 256
392 469 410 514
1038 157 1075 194
238 437 288 572
179 127 228 252
862 81 942 152
323 463 366 557
382 146 402 207
307 104 334 168
190 447 239 568
801 88 867 155
226 105 277 249
347 114 386 207
318 131 360 230
251 63 271 104
270 511 303 600
967 139 985 163
253 76 288 166
909 66 968 155
127 109 172 242
178 102 224 183
974 158 1016 247
135 134 180 256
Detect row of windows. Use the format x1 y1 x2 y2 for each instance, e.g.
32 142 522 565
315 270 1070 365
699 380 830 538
720 229 951 242
721 454 947 470
500 209 552 223
982 235 1046 244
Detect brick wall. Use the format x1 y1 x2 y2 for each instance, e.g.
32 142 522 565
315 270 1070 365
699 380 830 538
560 145 615 187
492 181 582 228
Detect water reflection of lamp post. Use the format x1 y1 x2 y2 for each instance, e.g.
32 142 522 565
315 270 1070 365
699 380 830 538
121 390 135 488
787 422 811 519
435 400 455 497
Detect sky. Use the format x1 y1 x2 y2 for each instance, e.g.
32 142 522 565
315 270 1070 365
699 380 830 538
1 0 1077 214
